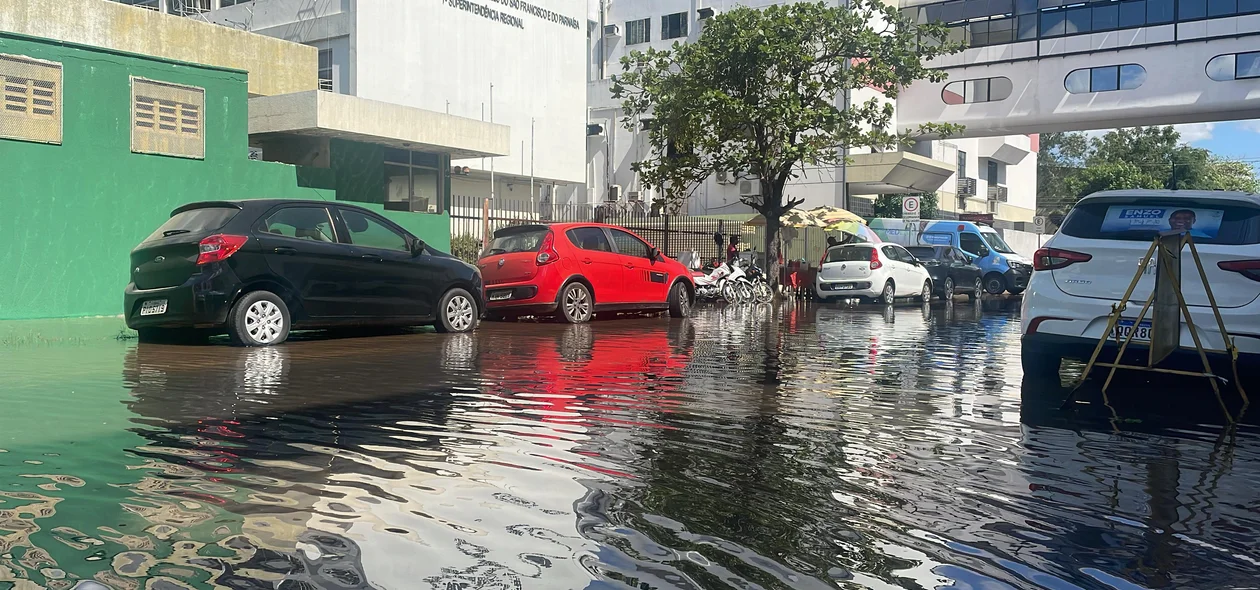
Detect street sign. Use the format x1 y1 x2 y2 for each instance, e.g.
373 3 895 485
902 195 921 222
1033 215 1047 233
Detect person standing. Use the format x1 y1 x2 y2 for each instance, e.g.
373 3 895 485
727 235 739 263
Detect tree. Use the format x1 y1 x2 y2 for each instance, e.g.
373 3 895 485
1204 156 1260 193
611 1 963 286
873 193 938 219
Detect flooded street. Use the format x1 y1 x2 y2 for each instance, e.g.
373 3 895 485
3 302 1258 589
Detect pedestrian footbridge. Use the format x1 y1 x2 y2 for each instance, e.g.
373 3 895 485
897 0 1260 136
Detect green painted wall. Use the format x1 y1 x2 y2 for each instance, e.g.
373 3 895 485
0 33 450 321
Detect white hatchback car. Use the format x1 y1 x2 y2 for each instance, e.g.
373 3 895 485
1021 190 1260 376
816 243 934 304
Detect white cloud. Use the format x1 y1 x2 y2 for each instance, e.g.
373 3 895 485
1172 122 1216 143
1236 119 1260 133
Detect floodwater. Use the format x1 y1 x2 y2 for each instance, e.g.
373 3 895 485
2 302 1258 589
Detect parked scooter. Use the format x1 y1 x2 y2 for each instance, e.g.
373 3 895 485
694 259 751 304
743 261 774 304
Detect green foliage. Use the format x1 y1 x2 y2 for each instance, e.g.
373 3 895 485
1038 126 1260 215
873 193 938 219
450 234 481 264
610 0 964 282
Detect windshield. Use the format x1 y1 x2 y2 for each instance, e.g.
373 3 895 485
487 228 548 255
144 207 238 242
981 231 1016 254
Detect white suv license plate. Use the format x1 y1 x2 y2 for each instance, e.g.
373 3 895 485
140 299 168 316
832 284 855 290
1114 319 1152 342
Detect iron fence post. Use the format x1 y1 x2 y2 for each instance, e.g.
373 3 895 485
663 215 671 257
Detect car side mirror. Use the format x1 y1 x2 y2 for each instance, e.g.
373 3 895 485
649 247 661 261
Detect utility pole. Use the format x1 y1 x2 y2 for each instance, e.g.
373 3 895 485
489 83 495 203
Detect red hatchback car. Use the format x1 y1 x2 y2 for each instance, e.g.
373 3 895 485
477 223 694 322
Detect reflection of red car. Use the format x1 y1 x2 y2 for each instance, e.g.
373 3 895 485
477 223 694 322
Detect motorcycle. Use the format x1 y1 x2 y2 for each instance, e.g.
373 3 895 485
743 261 774 304
693 260 752 304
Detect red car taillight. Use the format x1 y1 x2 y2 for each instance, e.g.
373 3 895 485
536 231 559 265
1033 247 1092 271
1218 259 1260 282
869 248 882 270
197 234 249 265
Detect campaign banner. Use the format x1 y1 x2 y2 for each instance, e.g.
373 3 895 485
1101 206 1224 239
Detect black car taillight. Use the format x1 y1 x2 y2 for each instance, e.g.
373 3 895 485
197 234 249 265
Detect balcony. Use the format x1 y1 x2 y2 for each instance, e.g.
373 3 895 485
957 176 977 196
978 135 1032 166
988 184 1008 202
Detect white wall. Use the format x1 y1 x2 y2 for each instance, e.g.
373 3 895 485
898 23 1260 137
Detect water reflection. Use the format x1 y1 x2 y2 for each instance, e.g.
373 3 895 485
0 304 1256 588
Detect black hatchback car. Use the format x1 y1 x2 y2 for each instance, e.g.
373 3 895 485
125 200 484 346
906 246 983 300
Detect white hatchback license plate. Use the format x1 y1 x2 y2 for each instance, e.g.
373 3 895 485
489 290 513 301
833 284 855 290
1114 319 1152 342
140 299 168 316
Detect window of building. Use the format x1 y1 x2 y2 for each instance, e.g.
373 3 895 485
610 229 651 258
384 149 443 214
0 54 62 145
318 48 333 92
1207 51 1260 80
261 206 337 242
933 0 1195 46
131 77 205 159
942 76 1013 104
661 12 688 39
341 209 409 252
1065 64 1146 93
986 160 999 184
626 18 650 44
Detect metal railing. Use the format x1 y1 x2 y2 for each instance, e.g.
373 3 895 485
957 176 977 196
988 184 1008 202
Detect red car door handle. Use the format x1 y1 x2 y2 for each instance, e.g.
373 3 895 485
582 258 593 264
624 263 635 269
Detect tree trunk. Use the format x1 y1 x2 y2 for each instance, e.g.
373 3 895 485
764 208 782 291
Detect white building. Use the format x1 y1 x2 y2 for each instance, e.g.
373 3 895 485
170 0 590 206
586 0 1039 228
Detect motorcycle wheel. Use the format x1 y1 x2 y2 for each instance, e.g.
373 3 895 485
753 282 772 303
721 282 740 304
738 283 753 304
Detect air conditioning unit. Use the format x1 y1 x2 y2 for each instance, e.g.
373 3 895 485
987 199 1000 213
957 176 977 196
639 117 655 131
586 123 604 136
715 170 733 185
738 179 760 197
626 190 641 202
697 7 717 19
607 184 623 202
604 24 620 37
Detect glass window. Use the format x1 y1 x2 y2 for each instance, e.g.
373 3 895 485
881 246 902 261
1041 10 1067 35
941 1 966 21
1207 53 1237 80
966 78 990 101
626 18 650 44
826 246 874 263
341 209 409 252
1242 0 1260 13
383 151 443 214
943 81 966 104
1119 0 1146 27
1180 0 1207 18
981 232 1017 253
970 20 990 46
990 76 1014 100
906 246 940 260
144 207 238 242
661 12 688 39
610 229 652 258
1016 0 1038 13
964 0 991 18
926 4 944 21
1119 64 1147 89
1209 0 1237 15
959 233 987 255
488 227 547 254
1060 201 1260 245
1093 3 1119 29
1065 68 1091 93
1237 51 1260 78
1017 14 1039 38
989 17 1015 44
317 48 333 92
1091 66 1119 91
958 150 968 178
1039 0 1066 7
987 160 999 184
1065 6 1092 34
566 227 613 252
1147 0 1175 21
989 0 1015 13
261 207 336 243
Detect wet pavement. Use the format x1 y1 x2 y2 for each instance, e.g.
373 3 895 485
1 301 1258 589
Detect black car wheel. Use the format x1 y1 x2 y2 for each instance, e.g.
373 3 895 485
984 273 1007 295
228 291 290 347
968 277 983 301
943 276 955 299
560 282 593 323
878 280 895 305
436 288 478 333
668 281 692 318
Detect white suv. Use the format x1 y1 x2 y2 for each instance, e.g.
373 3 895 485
1021 190 1260 375
816 243 934 304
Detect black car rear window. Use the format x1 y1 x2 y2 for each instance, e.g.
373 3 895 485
826 246 873 263
1061 201 1260 245
144 207 239 242
488 227 548 255
906 247 940 260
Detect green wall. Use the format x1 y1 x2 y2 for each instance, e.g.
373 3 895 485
0 33 449 321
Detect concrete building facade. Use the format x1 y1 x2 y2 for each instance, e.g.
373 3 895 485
586 0 1039 227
